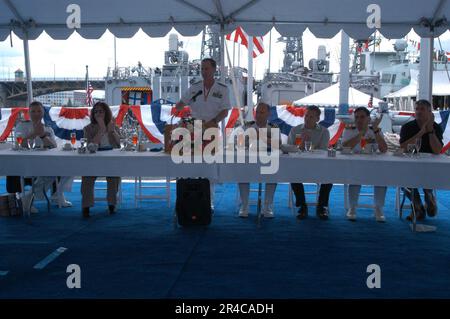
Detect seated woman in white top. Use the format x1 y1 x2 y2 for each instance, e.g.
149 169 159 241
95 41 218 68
342 107 387 222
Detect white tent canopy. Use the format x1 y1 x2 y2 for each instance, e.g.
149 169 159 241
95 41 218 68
0 0 449 40
386 69 450 98
294 83 384 108
0 0 447 109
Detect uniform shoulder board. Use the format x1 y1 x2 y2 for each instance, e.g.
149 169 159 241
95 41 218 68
217 82 227 88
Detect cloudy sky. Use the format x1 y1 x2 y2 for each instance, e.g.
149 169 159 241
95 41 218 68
1 27 450 82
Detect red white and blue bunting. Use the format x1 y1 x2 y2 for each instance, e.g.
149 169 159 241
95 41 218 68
1 103 449 153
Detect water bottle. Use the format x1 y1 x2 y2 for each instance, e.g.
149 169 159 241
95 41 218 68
338 103 349 116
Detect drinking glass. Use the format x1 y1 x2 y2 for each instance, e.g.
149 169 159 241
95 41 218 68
360 137 367 150
132 133 138 152
305 140 313 152
80 138 87 149
27 138 35 150
70 132 77 149
415 138 422 156
407 144 416 157
120 138 127 151
16 134 23 150
237 132 245 149
370 143 378 154
295 134 302 150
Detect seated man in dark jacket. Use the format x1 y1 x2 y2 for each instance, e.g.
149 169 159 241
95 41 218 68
399 99 443 221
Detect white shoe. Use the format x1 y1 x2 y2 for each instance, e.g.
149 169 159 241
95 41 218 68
263 210 274 218
263 205 275 218
238 207 249 218
346 208 357 221
60 200 72 207
51 194 72 207
375 207 386 223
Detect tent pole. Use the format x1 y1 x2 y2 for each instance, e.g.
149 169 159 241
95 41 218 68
418 37 434 103
23 32 33 106
338 31 350 114
246 35 254 121
225 40 244 125
268 28 272 73
220 24 226 81
233 40 235 67
238 43 241 67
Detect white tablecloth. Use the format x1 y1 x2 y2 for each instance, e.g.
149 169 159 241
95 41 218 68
0 148 219 180
219 151 450 189
1 146 450 189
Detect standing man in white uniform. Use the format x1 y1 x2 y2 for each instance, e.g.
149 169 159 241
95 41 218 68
175 58 231 210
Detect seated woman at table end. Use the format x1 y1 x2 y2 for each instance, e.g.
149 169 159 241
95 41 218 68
81 102 121 218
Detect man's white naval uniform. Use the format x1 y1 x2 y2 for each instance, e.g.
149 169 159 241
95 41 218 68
180 79 231 210
180 80 231 122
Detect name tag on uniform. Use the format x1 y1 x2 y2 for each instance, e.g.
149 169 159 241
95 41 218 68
212 91 223 99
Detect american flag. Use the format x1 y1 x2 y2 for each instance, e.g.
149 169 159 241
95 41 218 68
226 27 264 58
446 52 450 62
86 82 93 107
368 93 373 108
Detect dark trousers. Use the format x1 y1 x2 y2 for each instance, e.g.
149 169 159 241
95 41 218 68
403 188 434 205
7 176 58 194
6 176 31 193
291 183 333 207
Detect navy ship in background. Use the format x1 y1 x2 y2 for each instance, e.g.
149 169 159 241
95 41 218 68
103 28 450 137
105 28 247 111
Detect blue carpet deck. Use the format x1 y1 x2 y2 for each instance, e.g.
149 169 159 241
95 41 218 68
1 179 450 299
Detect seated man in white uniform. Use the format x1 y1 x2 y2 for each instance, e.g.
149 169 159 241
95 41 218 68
342 107 387 222
175 58 231 210
238 102 278 218
15 101 72 213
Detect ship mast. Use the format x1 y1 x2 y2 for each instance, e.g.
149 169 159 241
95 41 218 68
200 26 222 69
279 36 304 72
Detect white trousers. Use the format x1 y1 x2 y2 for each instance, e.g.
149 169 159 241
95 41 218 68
238 183 277 210
348 185 387 209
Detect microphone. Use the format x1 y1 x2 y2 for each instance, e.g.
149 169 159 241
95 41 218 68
191 90 203 102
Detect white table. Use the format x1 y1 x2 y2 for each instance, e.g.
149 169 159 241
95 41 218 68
0 147 218 180
219 150 450 189
0 147 450 190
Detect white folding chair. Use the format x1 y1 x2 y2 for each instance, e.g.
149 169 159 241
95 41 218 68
21 176 52 215
395 187 437 219
235 183 265 212
134 177 171 208
343 184 377 211
94 178 123 207
288 183 320 216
